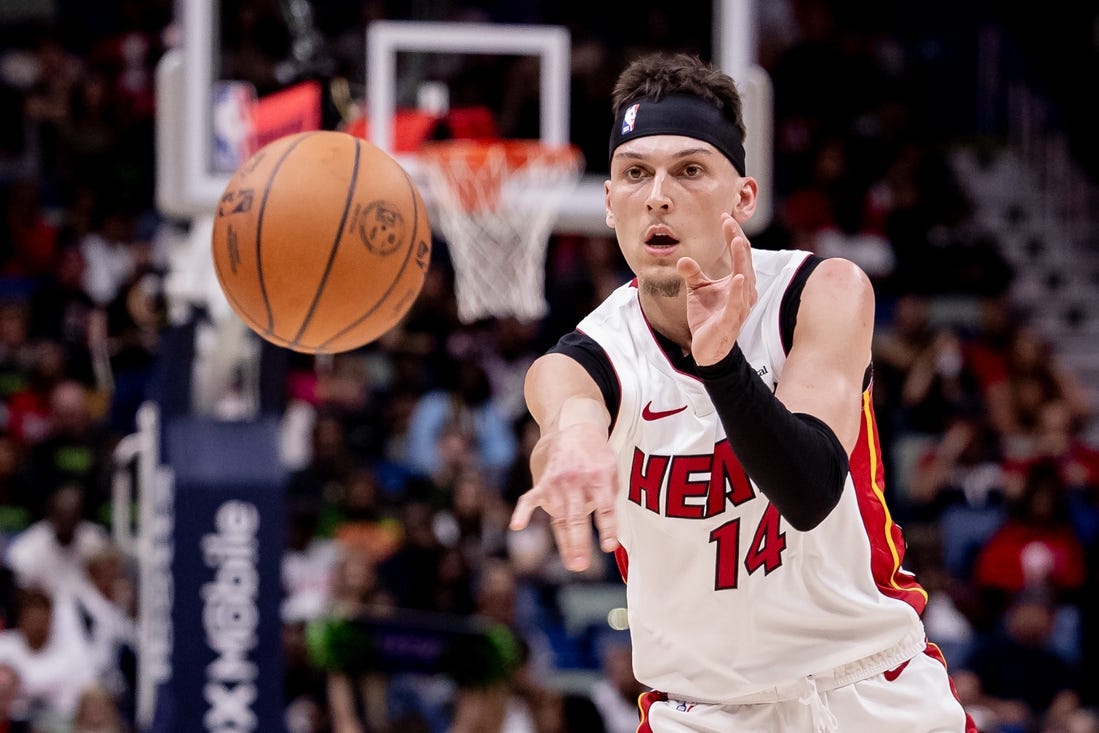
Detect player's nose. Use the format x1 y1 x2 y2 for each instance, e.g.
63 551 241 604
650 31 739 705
645 171 672 211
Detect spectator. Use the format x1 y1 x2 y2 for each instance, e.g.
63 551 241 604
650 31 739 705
285 412 355 505
0 587 95 725
4 340 68 448
434 467 510 571
556 691 608 733
21 30 83 184
477 317 542 425
1041 708 1099 733
0 662 31 733
282 498 339 624
404 357 517 490
323 544 392 733
283 617 329 733
378 501 447 613
326 467 402 565
908 414 1007 522
956 589 1082 732
24 380 111 515
70 682 124 733
972 459 1087 637
450 559 557 733
101 261 165 434
908 416 1010 585
3 483 107 593
1004 399 1099 546
811 187 897 283
985 326 1093 456
873 295 981 436
0 300 34 410
25 245 96 385
0 435 31 538
590 639 645 733
960 295 1019 397
69 546 136 706
1 178 58 278
78 206 143 309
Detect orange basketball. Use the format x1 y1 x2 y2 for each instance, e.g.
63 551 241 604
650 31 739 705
211 130 431 354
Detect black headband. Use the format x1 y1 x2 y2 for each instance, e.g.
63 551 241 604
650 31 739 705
608 95 746 175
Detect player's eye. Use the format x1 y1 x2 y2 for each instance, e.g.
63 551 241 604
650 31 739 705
624 166 647 181
682 163 704 178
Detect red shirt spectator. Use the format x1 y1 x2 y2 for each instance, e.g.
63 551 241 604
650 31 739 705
973 460 1087 599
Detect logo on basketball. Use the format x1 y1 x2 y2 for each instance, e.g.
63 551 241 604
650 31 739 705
415 239 430 270
217 188 254 217
356 201 405 256
226 225 241 274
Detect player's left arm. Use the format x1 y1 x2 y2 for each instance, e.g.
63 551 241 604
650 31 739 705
693 253 872 531
775 257 874 455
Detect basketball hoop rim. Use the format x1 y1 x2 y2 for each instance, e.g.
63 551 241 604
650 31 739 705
416 138 584 215
417 138 584 169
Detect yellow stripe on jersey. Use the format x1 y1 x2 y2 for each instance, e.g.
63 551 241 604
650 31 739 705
862 389 928 605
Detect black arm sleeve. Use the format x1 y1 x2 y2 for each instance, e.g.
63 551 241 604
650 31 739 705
547 331 621 428
697 345 848 531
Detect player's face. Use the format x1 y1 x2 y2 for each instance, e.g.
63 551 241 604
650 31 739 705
605 135 755 297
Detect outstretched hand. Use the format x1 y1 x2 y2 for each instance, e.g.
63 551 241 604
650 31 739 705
676 213 758 366
509 421 619 572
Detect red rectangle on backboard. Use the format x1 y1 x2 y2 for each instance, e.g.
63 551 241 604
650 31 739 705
253 80 323 148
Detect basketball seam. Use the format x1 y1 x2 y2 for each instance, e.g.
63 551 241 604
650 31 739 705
316 165 425 350
256 132 313 336
289 137 363 348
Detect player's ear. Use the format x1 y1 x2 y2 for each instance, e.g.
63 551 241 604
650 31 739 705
732 176 758 223
604 180 616 229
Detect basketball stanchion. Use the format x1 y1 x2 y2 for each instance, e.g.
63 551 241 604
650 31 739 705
417 140 584 323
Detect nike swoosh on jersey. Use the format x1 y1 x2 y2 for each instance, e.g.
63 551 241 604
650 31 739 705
883 660 911 681
642 402 688 421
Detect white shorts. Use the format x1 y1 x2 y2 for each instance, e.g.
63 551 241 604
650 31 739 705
638 645 977 733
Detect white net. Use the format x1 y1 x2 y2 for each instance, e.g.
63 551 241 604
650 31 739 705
418 140 583 323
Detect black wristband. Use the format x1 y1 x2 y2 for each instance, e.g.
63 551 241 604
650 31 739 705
698 345 848 530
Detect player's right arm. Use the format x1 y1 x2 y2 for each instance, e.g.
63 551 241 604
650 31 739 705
509 353 620 572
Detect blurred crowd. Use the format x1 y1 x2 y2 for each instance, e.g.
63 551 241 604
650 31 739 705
0 1 1097 733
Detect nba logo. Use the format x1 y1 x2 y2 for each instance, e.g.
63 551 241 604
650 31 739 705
622 103 640 134
212 81 258 173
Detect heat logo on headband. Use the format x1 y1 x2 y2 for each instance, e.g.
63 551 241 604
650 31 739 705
609 95 746 175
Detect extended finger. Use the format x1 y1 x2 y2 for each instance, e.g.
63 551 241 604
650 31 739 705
509 488 542 530
566 490 598 571
725 217 758 304
594 512 618 554
590 465 619 552
593 504 619 552
733 240 752 308
550 514 591 572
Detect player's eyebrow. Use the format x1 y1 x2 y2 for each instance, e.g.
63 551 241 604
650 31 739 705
613 147 718 162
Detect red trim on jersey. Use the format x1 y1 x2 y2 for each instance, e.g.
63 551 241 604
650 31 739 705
924 642 981 733
848 388 929 612
614 545 630 583
635 690 666 733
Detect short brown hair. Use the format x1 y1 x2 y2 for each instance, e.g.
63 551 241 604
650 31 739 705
611 52 746 143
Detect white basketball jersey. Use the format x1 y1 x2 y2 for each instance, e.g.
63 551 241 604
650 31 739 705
576 248 928 704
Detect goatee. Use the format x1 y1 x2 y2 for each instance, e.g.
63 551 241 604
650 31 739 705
641 278 682 298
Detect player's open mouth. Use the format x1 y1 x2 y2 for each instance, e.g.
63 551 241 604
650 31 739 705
644 227 680 251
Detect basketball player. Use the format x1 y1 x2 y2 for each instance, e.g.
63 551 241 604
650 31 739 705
509 52 978 732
